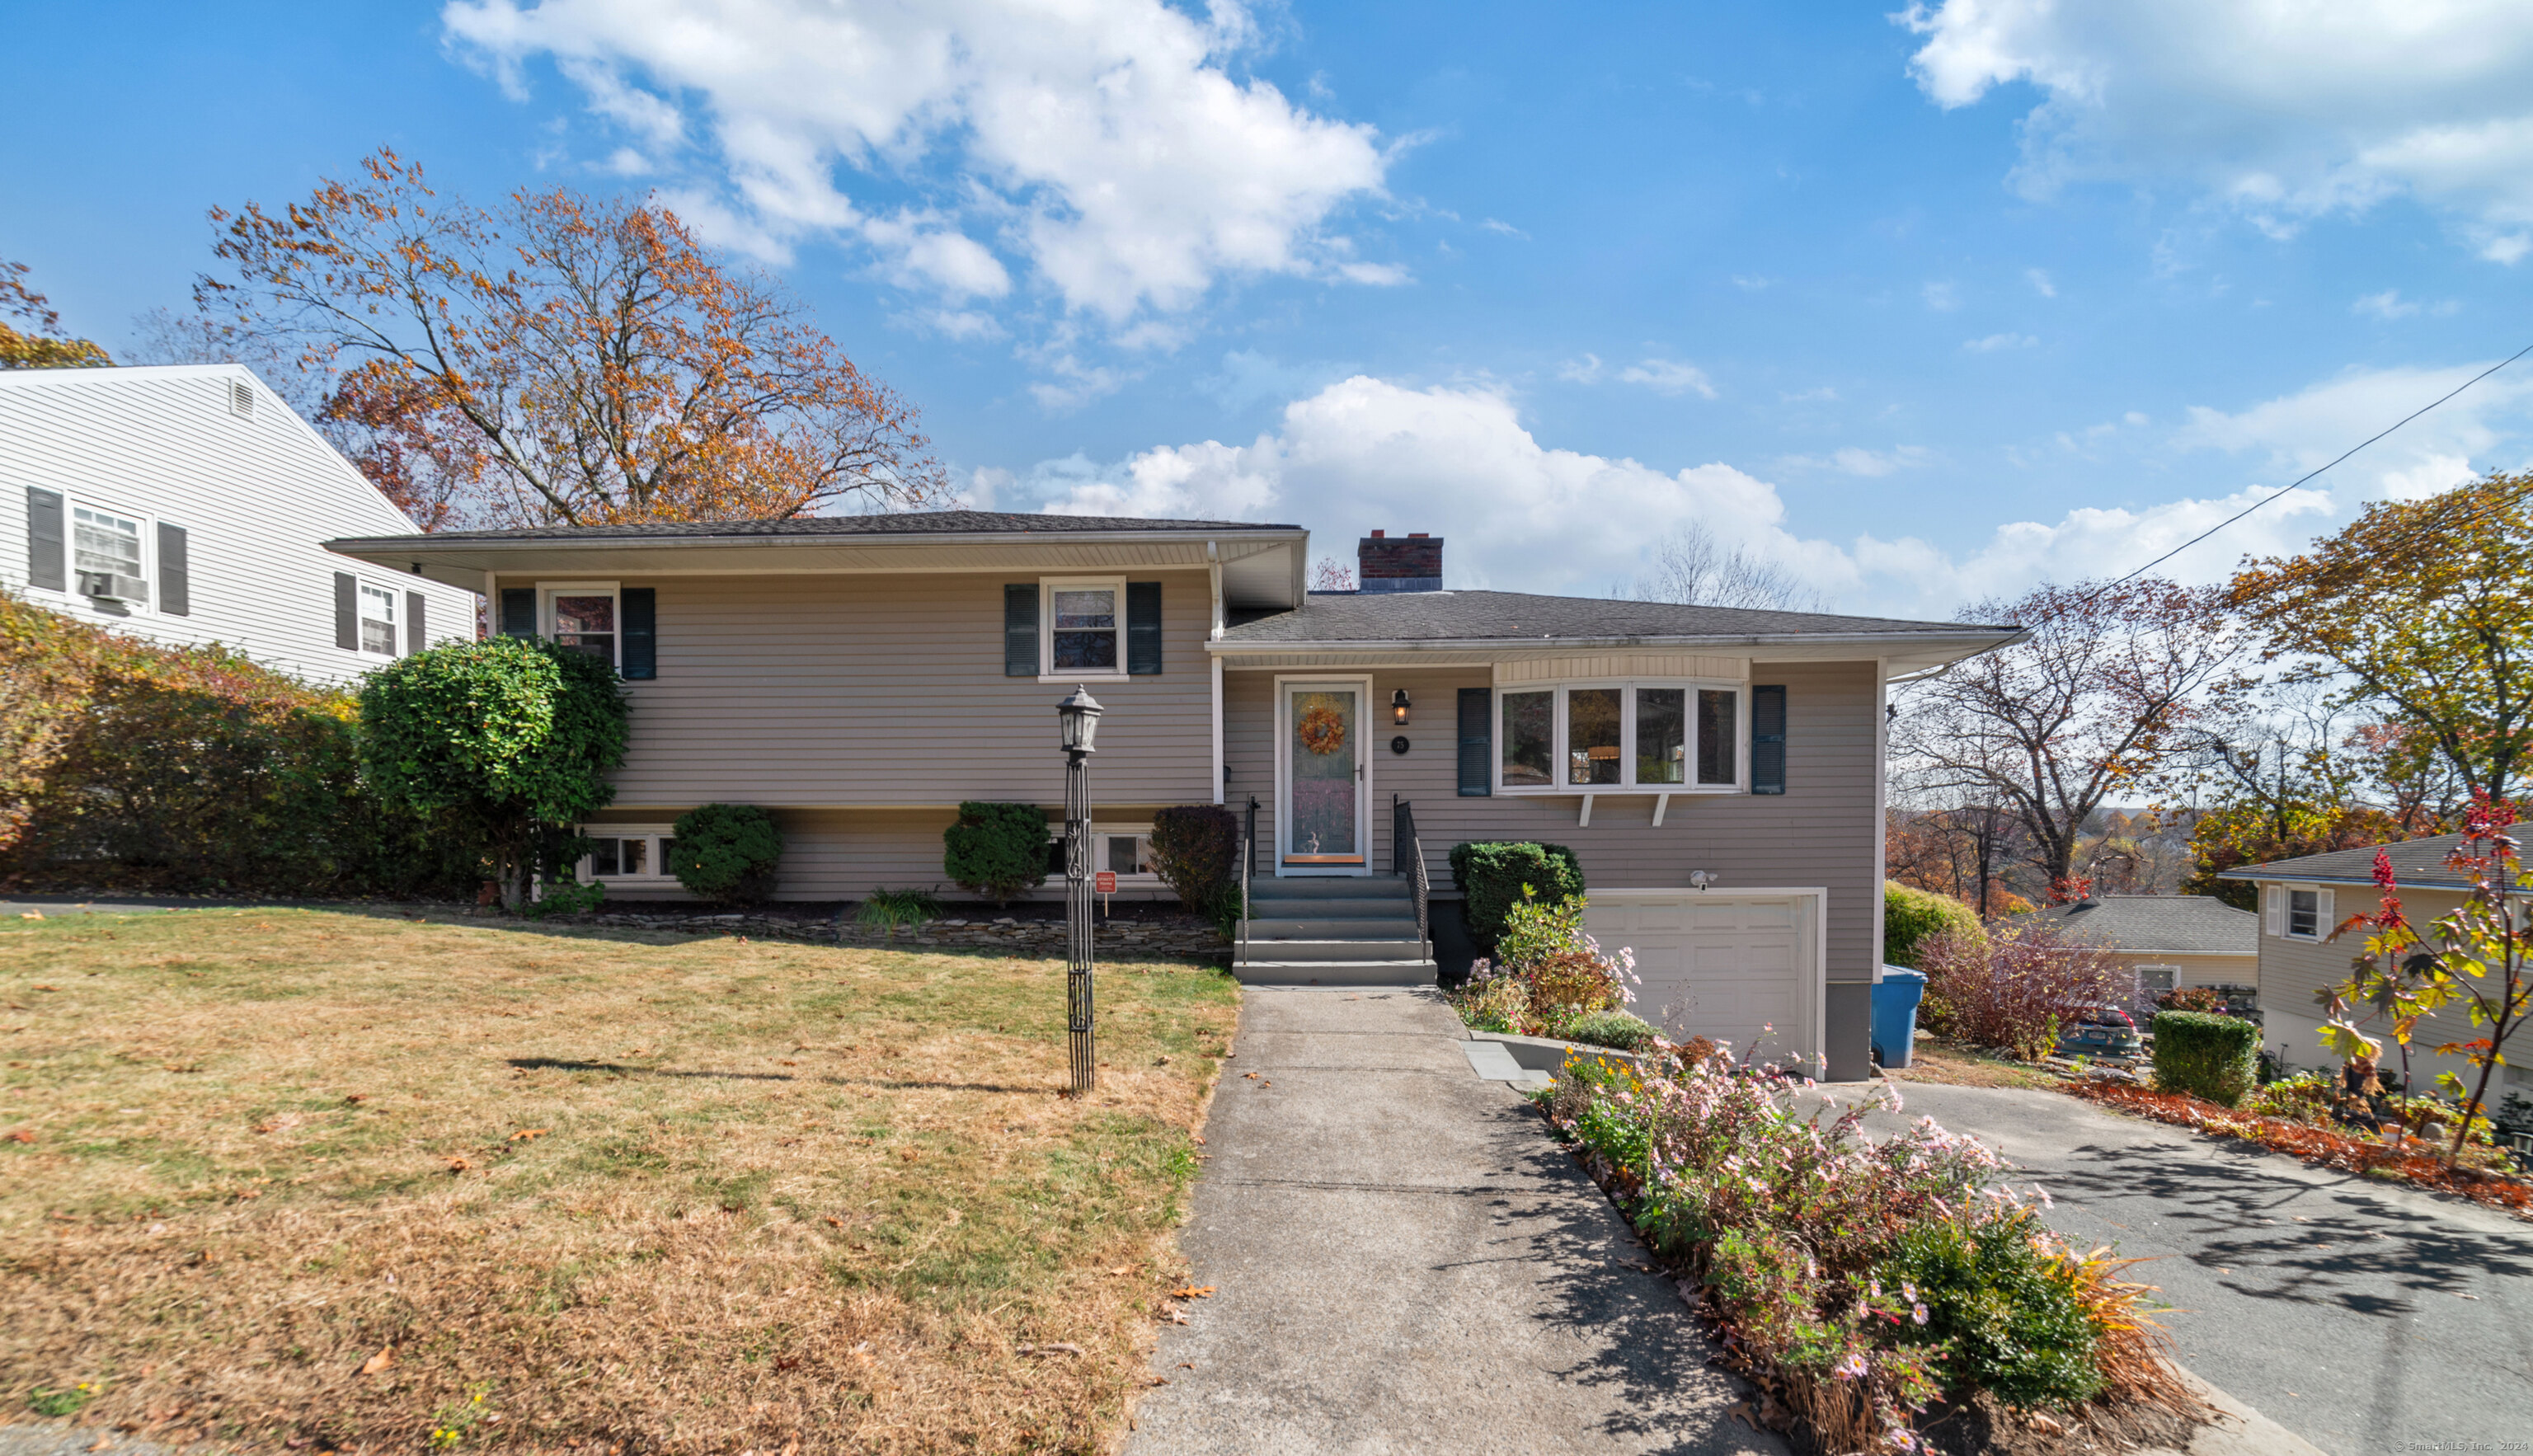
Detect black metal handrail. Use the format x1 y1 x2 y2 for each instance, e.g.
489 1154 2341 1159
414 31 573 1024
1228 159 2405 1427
1394 796 1431 965
1241 796 1259 956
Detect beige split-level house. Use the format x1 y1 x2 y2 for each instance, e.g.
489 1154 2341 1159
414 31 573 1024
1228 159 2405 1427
2223 835 2532 1103
327 514 2020 1079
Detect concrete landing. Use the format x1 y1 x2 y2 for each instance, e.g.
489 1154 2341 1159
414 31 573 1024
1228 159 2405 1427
1127 987 1778 1456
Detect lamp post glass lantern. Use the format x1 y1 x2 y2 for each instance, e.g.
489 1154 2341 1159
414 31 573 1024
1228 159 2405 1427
1058 686 1104 1092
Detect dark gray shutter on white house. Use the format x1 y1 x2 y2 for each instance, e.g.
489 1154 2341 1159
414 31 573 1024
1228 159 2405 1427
621 587 656 679
1003 584 1039 676
1751 684 1787 795
157 523 190 616
332 572 359 651
24 487 65 592
1126 581 1162 674
406 590 425 655
500 587 538 638
1458 687 1492 796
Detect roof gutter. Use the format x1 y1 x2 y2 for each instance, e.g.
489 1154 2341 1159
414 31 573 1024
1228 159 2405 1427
325 525 1309 554
1206 628 2025 655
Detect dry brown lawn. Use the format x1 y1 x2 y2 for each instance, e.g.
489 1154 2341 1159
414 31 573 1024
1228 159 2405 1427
1882 1038 2064 1091
0 906 1238 1455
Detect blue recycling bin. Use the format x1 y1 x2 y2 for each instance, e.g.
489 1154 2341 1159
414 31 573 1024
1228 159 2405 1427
1873 966 1928 1069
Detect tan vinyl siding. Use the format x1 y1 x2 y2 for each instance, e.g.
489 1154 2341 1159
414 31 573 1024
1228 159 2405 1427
585 569 1216 809
580 805 1195 902
2253 882 2531 1095
1225 660 1882 983
2112 951 2258 989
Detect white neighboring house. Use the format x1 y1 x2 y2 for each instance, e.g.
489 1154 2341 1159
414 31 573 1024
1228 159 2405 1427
0 364 477 685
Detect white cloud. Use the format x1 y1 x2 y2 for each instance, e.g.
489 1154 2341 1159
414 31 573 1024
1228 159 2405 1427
1899 1 2533 253
2353 289 2418 319
1921 280 1960 311
2173 360 2533 487
1963 332 2037 352
1480 218 1529 238
1557 354 1604 385
2024 267 2056 297
444 0 1392 323
1730 274 1771 290
1617 359 1718 399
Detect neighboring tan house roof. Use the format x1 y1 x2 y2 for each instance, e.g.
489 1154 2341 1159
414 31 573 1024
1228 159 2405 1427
2215 834 2473 890
2037 895 2258 956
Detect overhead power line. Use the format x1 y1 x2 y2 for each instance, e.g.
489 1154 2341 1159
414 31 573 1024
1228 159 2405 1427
2093 340 2533 597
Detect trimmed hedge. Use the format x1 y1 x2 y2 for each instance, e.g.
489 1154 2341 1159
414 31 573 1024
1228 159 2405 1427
0 587 471 896
669 804 784 903
943 801 1050 904
1149 805 1239 923
1564 1009 1660 1053
1450 840 1585 951
2150 1011 2259 1107
1885 883 1986 969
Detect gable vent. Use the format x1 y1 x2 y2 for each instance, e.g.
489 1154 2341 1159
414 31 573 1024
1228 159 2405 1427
228 379 255 418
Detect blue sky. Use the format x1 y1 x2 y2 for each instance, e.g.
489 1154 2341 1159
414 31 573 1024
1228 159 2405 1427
10 1 2533 616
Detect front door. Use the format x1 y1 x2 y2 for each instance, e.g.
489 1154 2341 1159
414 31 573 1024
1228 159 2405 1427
1282 680 1367 871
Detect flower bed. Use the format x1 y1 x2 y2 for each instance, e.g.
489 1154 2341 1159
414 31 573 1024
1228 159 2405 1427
1544 1046 2207 1455
2062 1078 2533 1217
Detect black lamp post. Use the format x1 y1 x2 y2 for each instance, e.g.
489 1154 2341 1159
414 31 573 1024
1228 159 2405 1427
1058 685 1105 1093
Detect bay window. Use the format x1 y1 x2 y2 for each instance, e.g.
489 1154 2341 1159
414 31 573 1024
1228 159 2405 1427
1497 681 1744 794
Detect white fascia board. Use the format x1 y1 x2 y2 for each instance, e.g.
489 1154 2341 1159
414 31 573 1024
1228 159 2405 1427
1208 629 2023 665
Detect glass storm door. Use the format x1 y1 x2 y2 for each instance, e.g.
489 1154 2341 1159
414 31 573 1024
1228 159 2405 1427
1284 683 1365 867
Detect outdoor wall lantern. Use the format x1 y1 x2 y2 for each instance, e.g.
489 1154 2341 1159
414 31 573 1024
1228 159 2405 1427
1056 685 1105 1093
1392 688 1412 726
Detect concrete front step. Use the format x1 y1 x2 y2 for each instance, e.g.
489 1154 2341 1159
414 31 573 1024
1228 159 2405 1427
1244 916 1423 940
1231 958 1437 986
1236 937 1426 963
1243 901 1417 923
1247 876 1415 899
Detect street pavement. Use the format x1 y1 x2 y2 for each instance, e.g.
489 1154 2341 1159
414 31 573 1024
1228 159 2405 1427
1819 1078 2532 1456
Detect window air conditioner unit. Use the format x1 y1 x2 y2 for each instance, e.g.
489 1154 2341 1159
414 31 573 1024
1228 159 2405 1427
78 571 151 604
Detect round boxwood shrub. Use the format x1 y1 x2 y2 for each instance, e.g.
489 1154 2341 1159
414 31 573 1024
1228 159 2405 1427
2150 1010 2260 1106
668 803 784 903
943 801 1050 905
1450 840 1585 951
1885 883 1986 969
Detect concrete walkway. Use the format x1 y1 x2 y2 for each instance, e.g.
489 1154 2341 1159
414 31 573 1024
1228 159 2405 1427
1126 988 1778 1456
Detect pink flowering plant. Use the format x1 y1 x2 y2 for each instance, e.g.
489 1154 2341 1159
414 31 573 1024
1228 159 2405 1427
1547 1043 2195 1450
1451 890 1641 1039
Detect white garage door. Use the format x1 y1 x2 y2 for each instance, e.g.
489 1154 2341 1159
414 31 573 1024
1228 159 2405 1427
1583 891 1822 1072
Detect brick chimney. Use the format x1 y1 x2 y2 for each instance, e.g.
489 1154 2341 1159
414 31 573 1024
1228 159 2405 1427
1357 530 1443 593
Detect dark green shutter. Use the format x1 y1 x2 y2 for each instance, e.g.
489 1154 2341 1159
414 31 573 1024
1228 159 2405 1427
156 522 190 616
1126 580 1162 674
622 587 656 679
406 590 425 655
25 487 64 592
500 587 538 638
1457 687 1492 796
1003 584 1038 676
1751 684 1786 796
333 572 359 651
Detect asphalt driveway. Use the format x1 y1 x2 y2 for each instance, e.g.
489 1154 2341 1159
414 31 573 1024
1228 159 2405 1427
1817 1078 2532 1456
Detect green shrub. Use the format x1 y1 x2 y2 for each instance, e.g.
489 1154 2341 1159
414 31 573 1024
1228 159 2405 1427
1877 1210 2108 1408
360 636 628 907
526 876 606 918
1564 1009 1659 1052
1450 840 1584 951
1884 884 1986 969
1149 805 1239 921
2243 1069 2337 1125
668 804 784 903
857 886 942 938
942 801 1050 904
2150 1011 2259 1106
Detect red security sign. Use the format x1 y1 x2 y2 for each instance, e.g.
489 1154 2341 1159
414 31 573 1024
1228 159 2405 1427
1094 871 1118 894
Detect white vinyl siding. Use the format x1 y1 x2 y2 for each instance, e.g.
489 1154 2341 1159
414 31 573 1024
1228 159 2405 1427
0 365 476 684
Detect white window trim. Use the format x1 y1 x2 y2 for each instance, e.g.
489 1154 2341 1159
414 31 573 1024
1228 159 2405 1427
540 580 623 669
1047 821 1164 882
575 824 679 885
355 580 400 658
1492 679 1750 798
2281 885 2332 942
1040 575 1128 682
35 492 157 616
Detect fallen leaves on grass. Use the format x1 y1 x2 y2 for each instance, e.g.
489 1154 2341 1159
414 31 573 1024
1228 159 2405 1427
2064 1079 2532 1216
510 1129 547 1142
1169 1286 1215 1299
359 1347 395 1376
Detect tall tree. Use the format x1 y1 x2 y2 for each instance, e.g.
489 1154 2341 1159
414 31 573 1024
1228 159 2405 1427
2232 472 2533 806
1625 522 1819 611
0 259 112 369
1892 578 2247 894
195 148 944 529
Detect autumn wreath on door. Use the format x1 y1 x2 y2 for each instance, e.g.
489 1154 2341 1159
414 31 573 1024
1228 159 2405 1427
1297 703 1348 756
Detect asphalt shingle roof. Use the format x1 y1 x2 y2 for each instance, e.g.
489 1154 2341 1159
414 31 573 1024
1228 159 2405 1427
334 510 1299 544
1216 589 2013 643
2037 895 2258 955
2216 834 2474 890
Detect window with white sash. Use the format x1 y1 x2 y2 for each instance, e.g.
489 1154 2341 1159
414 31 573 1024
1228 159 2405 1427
1496 681 1745 794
